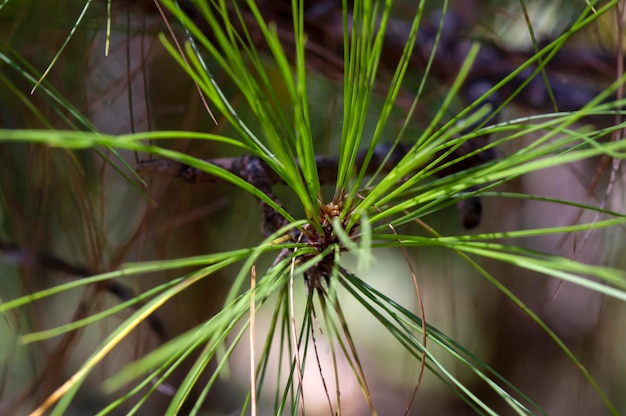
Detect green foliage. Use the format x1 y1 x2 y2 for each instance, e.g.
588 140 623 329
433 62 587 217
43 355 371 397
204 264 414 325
1 0 626 415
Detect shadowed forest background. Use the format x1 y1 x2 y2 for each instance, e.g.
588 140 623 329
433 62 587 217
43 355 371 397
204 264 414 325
1 0 626 415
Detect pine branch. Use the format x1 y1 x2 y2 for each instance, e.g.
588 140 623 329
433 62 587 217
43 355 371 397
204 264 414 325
0 240 167 342
177 0 618 115
136 141 491 230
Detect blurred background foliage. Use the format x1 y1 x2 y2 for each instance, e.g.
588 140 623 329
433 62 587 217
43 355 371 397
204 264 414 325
0 0 625 415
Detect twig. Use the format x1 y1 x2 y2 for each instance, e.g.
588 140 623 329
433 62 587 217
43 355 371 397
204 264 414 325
0 240 167 343
179 0 618 116
136 141 491 234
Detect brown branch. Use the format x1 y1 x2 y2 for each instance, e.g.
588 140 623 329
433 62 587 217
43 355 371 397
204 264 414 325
136 140 491 231
0 240 167 342
177 1 618 115
135 143 413 185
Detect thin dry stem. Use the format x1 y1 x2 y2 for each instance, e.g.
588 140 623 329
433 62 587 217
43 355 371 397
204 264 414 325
250 265 257 416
